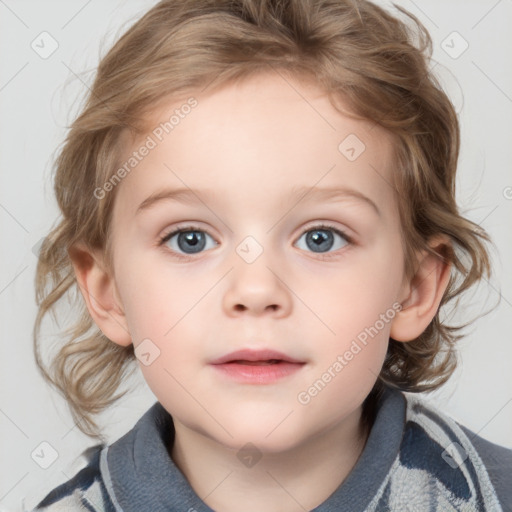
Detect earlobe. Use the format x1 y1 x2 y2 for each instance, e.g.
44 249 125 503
68 243 132 347
390 237 452 342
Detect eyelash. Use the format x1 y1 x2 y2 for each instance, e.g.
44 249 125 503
157 223 353 261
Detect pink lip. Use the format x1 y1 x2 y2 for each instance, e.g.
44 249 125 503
210 349 304 365
209 349 305 384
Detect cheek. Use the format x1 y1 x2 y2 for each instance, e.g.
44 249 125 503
120 267 212 367
308 257 402 334
116 255 203 340
295 338 387 427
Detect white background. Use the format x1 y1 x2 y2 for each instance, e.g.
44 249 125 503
1 0 511 510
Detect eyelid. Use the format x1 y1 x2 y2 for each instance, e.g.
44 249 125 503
293 222 353 261
159 222 219 243
296 221 353 243
157 223 219 262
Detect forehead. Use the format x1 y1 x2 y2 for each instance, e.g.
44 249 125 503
112 72 397 222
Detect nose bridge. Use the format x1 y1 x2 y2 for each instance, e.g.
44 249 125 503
222 232 292 316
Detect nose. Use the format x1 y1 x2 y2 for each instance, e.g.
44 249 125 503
222 255 292 318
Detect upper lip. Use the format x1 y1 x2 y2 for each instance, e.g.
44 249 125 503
210 349 305 365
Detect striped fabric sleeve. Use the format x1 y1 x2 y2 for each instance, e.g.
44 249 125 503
32 445 115 512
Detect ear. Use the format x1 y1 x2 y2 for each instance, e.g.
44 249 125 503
390 236 452 342
68 243 132 347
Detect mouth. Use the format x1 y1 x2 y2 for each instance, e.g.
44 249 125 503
227 359 285 365
210 349 305 365
209 349 306 384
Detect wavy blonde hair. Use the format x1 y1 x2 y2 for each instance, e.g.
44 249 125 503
34 0 492 439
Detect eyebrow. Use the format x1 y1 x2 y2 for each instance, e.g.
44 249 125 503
288 185 381 217
135 185 381 217
136 187 215 214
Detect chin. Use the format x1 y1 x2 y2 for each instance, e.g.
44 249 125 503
212 418 308 454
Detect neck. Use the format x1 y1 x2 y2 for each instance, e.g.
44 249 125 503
169 406 369 512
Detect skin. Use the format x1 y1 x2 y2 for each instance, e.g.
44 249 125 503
70 70 451 511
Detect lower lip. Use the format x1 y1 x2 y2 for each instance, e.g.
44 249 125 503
210 361 305 384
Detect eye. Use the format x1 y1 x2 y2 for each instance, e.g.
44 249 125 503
158 223 352 260
294 224 351 258
158 225 217 258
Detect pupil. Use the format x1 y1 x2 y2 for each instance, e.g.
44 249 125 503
178 231 206 253
307 230 333 253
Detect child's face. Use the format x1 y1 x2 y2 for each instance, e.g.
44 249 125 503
108 72 409 451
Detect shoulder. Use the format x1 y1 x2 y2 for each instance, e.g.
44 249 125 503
397 392 512 511
458 422 512 511
32 444 116 512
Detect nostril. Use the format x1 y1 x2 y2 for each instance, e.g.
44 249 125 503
232 304 278 312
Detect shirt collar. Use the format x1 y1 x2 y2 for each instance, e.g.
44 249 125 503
105 386 405 511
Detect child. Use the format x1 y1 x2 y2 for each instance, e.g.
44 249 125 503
31 0 511 510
